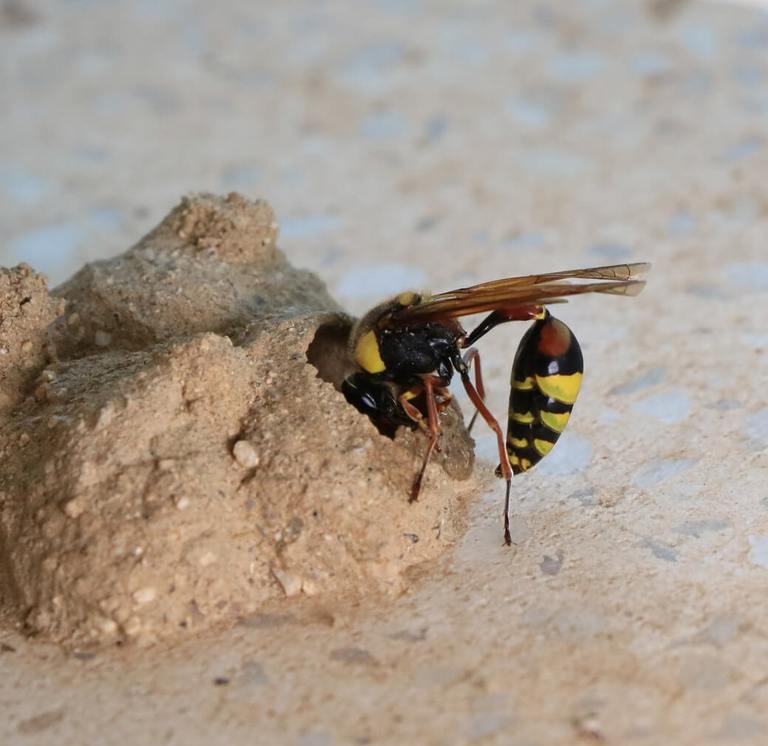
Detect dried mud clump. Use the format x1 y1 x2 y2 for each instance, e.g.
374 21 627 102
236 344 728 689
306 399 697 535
0 193 475 647
0 265 62 412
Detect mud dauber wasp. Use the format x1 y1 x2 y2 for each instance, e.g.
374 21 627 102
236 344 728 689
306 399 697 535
342 263 650 545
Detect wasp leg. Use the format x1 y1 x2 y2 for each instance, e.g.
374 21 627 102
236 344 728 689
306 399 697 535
398 390 428 434
435 388 453 413
399 387 447 455
409 377 442 503
459 370 513 546
461 347 486 433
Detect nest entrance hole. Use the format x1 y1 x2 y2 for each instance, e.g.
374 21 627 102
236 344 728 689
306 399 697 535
306 317 405 439
306 316 354 391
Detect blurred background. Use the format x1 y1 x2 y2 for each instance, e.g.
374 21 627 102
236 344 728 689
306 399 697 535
4 0 768 448
2 0 766 308
5 0 768 456
4 2 768 743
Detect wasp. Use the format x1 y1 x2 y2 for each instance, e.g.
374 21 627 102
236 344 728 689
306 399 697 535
341 263 650 545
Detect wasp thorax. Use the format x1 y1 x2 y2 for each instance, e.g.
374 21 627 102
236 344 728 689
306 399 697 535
395 291 420 307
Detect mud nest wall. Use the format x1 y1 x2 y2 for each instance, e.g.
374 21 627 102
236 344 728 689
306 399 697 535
0 193 474 647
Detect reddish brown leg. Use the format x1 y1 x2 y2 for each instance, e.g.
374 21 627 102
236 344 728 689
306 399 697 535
435 387 453 413
410 377 441 502
462 347 486 433
400 388 445 453
460 371 513 546
398 391 428 434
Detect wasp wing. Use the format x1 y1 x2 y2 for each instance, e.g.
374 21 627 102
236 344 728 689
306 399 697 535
447 262 650 291
392 263 650 323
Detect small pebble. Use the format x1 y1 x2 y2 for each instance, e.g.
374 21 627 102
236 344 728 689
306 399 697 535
123 617 142 637
175 496 190 510
63 497 86 519
96 404 114 428
72 650 96 661
95 617 118 635
574 715 604 740
272 567 302 597
132 587 157 606
301 577 319 596
20 340 33 354
329 647 379 666
232 439 260 468
94 330 112 347
199 551 217 567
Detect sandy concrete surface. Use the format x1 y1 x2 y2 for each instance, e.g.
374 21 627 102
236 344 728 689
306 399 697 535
2 0 768 744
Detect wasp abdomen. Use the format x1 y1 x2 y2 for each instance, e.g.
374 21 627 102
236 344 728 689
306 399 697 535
506 312 583 474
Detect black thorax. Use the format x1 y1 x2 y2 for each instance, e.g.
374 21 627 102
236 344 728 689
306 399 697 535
377 323 463 384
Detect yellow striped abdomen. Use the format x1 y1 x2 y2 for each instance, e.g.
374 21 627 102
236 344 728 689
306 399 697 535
506 312 583 475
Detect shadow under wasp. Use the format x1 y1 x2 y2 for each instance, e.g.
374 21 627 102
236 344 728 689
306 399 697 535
341 263 650 545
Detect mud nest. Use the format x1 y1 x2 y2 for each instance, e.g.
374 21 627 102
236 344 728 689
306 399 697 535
0 193 475 647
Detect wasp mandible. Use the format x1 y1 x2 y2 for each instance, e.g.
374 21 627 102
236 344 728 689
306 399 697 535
341 263 650 545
